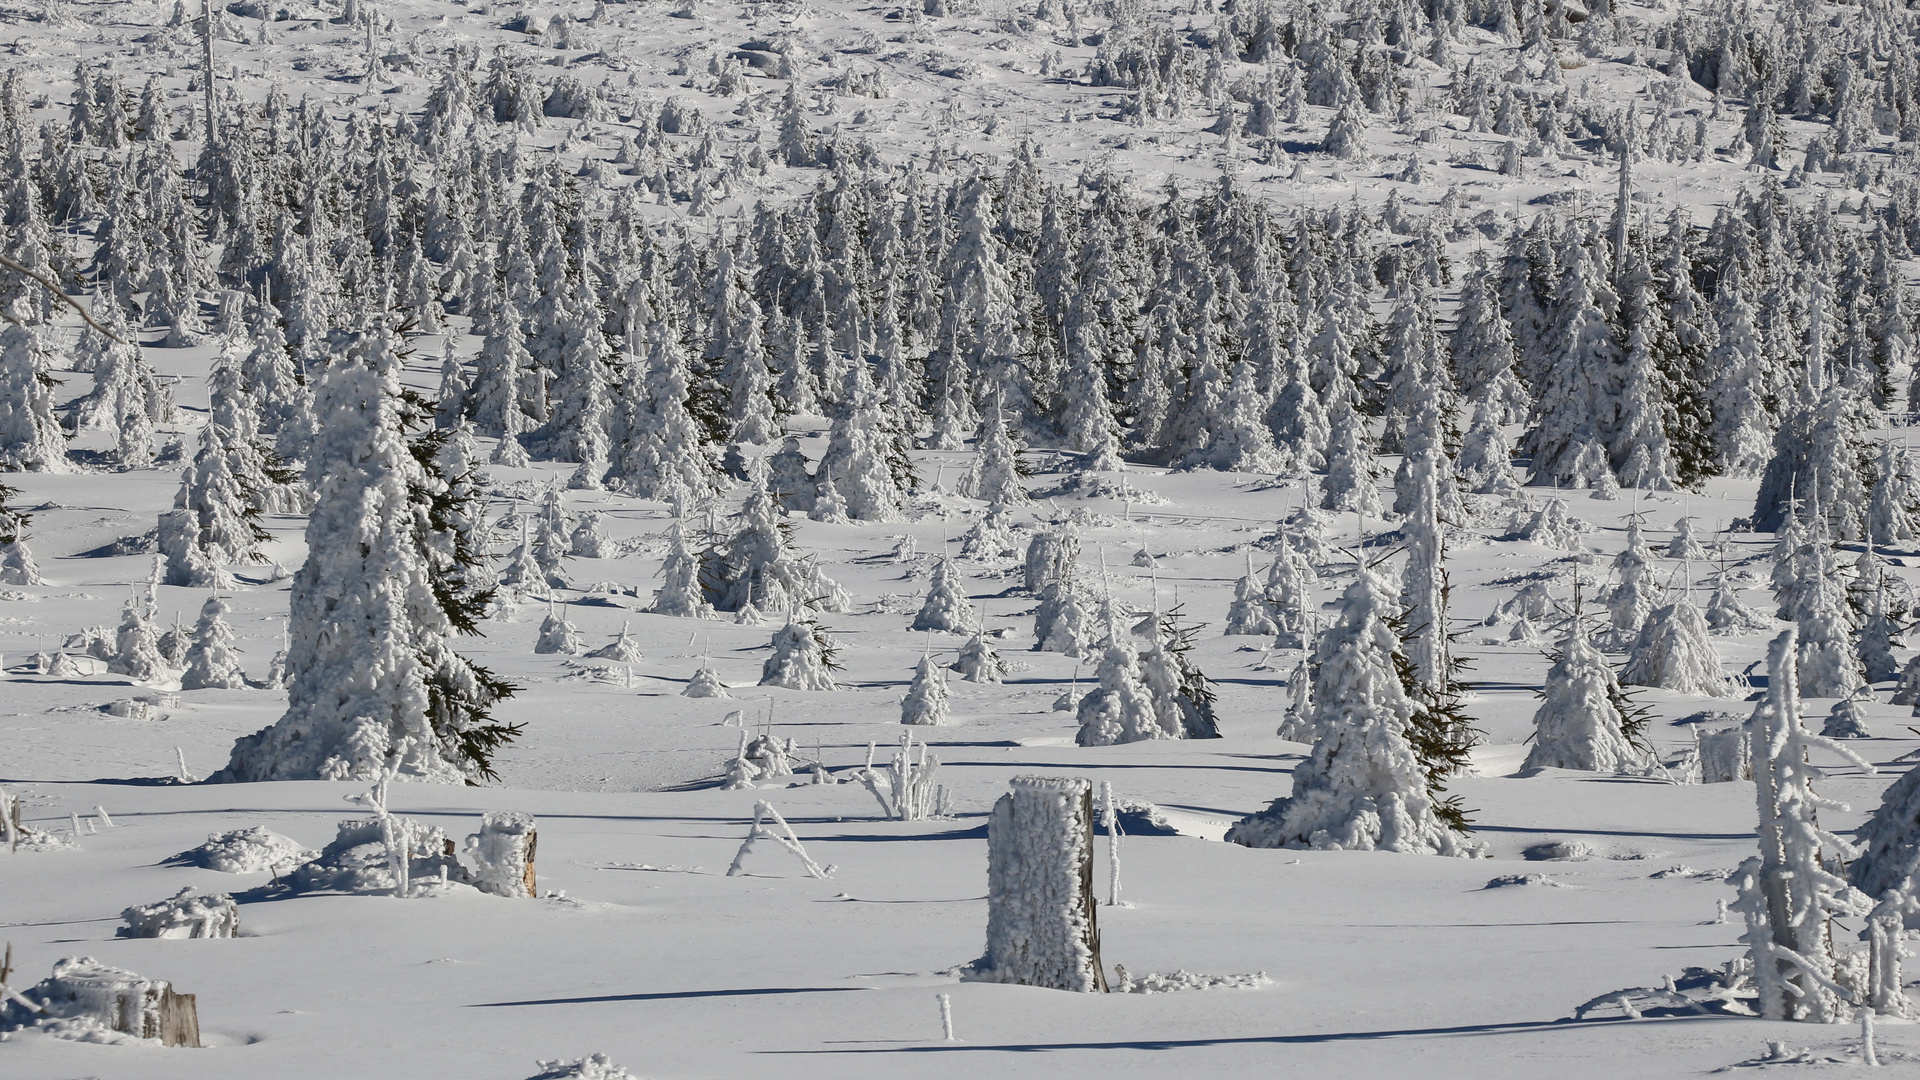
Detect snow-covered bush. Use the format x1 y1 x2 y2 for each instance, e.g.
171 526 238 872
911 557 975 633
684 664 729 698
168 826 315 874
1526 613 1648 773
759 618 840 690
289 816 462 894
1621 593 1732 696
901 654 950 725
951 630 1006 683
118 887 239 939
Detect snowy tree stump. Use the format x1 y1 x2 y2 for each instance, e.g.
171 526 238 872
465 811 537 898
10 958 201 1046
975 776 1108 992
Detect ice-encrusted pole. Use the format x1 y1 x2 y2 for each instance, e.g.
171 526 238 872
938 992 954 1041
974 776 1108 992
1100 781 1122 907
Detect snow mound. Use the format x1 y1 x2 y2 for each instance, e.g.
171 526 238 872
1483 874 1567 889
289 817 462 894
527 1053 632 1080
119 887 240 939
170 826 316 874
1114 968 1271 994
1521 841 1593 862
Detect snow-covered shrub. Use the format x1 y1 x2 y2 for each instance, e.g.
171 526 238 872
970 776 1106 992
118 887 239 939
534 603 584 655
758 618 840 690
911 558 975 633
180 595 247 690
1516 498 1587 550
527 1053 632 1080
901 654 950 725
950 630 1005 683
960 501 1018 561
1621 594 1732 696
1821 691 1873 739
1526 615 1648 773
168 826 315 874
683 664 729 698
289 816 460 894
464 811 537 898
586 622 644 663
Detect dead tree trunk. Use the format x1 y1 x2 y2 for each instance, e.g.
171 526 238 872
976 775 1107 992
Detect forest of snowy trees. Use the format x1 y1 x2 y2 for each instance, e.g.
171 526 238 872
7 0 1920 1067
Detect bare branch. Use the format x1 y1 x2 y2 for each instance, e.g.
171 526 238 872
0 256 129 344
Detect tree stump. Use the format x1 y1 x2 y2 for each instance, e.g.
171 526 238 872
465 811 537 897
6 957 201 1047
976 775 1107 992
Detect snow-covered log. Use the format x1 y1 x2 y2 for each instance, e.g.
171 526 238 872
971 775 1107 993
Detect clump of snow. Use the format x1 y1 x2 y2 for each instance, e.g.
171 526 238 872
1483 874 1567 889
169 826 315 874
119 887 240 939
1112 967 1271 994
526 1052 632 1080
1522 841 1593 862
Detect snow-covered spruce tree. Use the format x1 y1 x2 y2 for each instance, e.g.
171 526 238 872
912 557 975 633
708 465 849 614
1032 564 1093 658
1869 441 1920 549
1450 250 1530 425
1666 517 1709 561
1399 447 1476 783
758 616 840 691
217 330 519 784
1735 628 1874 1024
1821 689 1874 740
0 479 40 585
1224 553 1279 636
1606 515 1659 649
1621 585 1733 696
900 652 951 726
1516 496 1588 550
1134 606 1222 740
961 394 1028 506
960 500 1018 562
1454 397 1523 497
1707 562 1773 635
1784 527 1865 699
180 594 247 691
1074 636 1170 746
1524 229 1619 489
1226 561 1479 854
1859 570 1903 685
651 518 715 619
816 361 913 522
71 307 162 469
952 629 1006 683
1525 593 1648 773
157 423 270 588
766 437 815 512
1265 543 1315 650
110 591 168 682
607 327 719 502
1751 369 1872 540
533 601 584 655
569 510 615 559
1706 263 1773 477
587 622 645 664
0 314 69 473
1318 395 1380 514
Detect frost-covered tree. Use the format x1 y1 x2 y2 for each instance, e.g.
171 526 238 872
1752 371 1871 540
759 616 840 690
71 310 163 468
1454 397 1523 497
1451 251 1530 424
569 510 616 559
900 653 951 726
1032 566 1093 657
217 330 519 783
533 602 584 655
1735 628 1874 1024
1621 588 1732 696
1607 516 1659 648
1525 598 1646 772
1074 638 1170 746
912 557 975 633
1707 265 1772 477
1868 441 1920 548
960 501 1018 562
0 479 39 585
961 394 1028 506
708 466 849 614
1226 561 1478 854
1224 553 1279 636
1525 232 1620 488
1785 529 1864 698
607 327 719 501
1319 396 1379 514
181 595 247 691
817 361 912 521
157 423 270 588
651 518 714 619
110 591 168 682
951 629 1005 683
0 317 69 473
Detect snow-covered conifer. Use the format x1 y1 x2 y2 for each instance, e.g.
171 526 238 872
1517 496 1587 550
569 510 616 559
1868 441 1920 548
684 663 728 698
1224 553 1279 636
808 471 850 523
912 558 975 633
651 519 715 619
1451 252 1530 424
1666 517 1708 561
111 592 168 682
0 480 40 585
1607 516 1659 648
817 361 912 521
759 617 840 690
1622 589 1732 696
1858 570 1902 684
1821 690 1873 739
607 327 718 501
217 330 519 783
710 466 848 614
0 316 69 473
157 423 270 588
1226 561 1478 854
533 602 584 655
900 653 951 726
961 395 1028 506
1454 397 1523 497
1526 600 1646 772
181 595 247 691
766 437 815 512
1032 568 1093 657
960 501 1018 562
951 629 1005 683
587 622 645 663
1318 396 1379 514
1074 638 1168 746
1735 629 1873 1023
